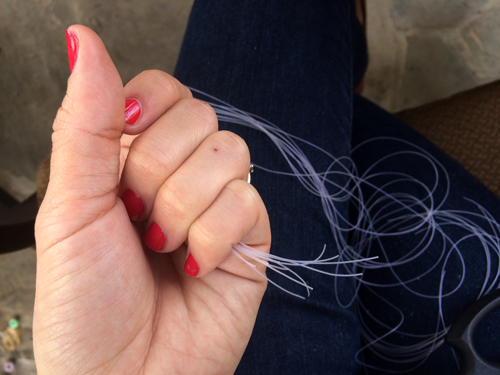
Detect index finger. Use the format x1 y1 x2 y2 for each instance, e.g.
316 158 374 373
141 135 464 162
122 70 193 135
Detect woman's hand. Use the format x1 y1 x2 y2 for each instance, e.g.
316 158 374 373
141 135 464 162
34 25 271 375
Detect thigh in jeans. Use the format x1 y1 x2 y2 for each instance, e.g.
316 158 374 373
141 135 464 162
174 1 365 374
352 95 500 374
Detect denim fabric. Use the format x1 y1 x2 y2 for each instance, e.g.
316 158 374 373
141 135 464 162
174 1 499 374
351 95 500 374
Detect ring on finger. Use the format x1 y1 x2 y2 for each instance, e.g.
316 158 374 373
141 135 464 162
247 164 254 184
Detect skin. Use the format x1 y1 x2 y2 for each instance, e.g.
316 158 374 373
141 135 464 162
34 25 271 375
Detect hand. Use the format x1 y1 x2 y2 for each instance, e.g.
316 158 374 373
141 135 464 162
34 25 271 375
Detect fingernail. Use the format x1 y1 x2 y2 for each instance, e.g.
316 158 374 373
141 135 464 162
184 253 199 277
121 189 145 221
144 222 166 251
66 29 79 73
125 98 142 125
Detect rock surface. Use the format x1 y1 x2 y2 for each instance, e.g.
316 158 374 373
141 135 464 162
0 0 193 185
364 0 500 112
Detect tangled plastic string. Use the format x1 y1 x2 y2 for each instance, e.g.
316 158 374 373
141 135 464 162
190 88 500 373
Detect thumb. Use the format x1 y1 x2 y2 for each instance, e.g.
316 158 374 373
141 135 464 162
38 25 124 243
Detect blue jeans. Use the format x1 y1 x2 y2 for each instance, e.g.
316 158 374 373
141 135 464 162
174 1 500 373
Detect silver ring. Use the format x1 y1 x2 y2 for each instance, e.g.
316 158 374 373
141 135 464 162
247 164 254 184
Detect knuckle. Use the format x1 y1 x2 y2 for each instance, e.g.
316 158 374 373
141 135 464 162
207 131 250 167
157 183 191 224
127 139 165 181
139 70 188 100
190 220 228 264
179 98 218 133
226 180 259 211
53 96 78 131
191 220 220 250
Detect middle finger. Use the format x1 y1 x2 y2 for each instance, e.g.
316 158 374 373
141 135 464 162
145 130 251 252
119 98 218 220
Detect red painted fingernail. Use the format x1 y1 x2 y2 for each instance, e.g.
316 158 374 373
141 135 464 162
125 99 142 125
184 253 199 277
144 222 166 251
66 29 79 73
121 189 145 221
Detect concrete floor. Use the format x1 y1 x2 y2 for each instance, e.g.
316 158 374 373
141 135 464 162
1 0 500 373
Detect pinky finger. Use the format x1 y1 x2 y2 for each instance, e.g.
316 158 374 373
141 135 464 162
185 180 271 279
